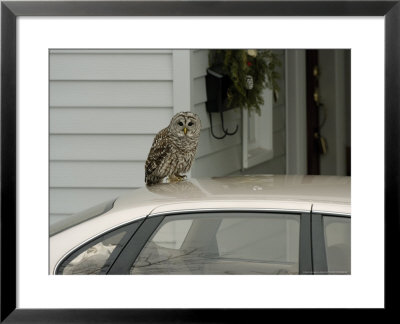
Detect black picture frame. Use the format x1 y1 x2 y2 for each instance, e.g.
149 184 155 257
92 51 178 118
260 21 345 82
1 0 398 322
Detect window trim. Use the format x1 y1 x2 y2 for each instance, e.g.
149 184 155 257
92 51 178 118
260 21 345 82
299 212 313 275
310 213 328 275
108 215 165 274
149 208 310 218
110 210 307 275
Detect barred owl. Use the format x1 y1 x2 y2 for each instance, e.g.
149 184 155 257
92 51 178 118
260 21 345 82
145 112 201 186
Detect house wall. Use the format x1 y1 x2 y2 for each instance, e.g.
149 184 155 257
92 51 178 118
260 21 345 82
190 50 243 178
49 49 243 223
50 49 175 223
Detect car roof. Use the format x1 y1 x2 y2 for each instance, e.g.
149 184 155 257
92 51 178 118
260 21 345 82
58 174 351 235
115 174 350 212
50 175 350 272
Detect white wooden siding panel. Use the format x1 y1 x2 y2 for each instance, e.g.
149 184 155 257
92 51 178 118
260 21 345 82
172 50 193 113
50 107 172 134
50 128 241 161
50 188 134 214
193 77 207 105
50 53 173 80
48 49 253 220
50 135 154 160
192 50 209 78
48 50 183 221
50 161 145 188
50 81 172 107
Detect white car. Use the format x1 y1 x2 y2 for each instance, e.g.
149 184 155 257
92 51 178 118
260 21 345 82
50 175 351 275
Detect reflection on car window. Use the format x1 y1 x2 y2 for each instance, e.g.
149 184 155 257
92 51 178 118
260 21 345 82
323 216 351 274
131 213 300 275
58 226 129 275
152 219 192 249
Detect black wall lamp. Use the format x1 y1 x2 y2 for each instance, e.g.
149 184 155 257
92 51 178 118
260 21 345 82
205 68 239 139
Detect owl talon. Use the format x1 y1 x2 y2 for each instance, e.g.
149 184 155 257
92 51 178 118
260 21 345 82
167 175 178 183
167 174 186 183
175 174 186 180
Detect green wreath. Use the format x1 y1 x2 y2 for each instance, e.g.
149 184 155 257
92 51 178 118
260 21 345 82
208 49 281 115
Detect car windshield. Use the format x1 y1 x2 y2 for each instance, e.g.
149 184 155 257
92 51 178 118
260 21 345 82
50 199 116 236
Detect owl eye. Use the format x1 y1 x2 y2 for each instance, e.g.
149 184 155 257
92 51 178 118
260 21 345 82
178 122 184 126
188 122 193 126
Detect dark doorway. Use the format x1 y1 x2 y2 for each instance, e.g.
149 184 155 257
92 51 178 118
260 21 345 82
306 50 321 175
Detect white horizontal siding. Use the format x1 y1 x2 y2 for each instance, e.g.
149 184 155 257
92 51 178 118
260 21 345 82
50 81 173 107
50 135 154 161
49 50 175 221
49 49 256 222
50 53 173 81
192 50 208 79
50 107 172 134
193 77 207 105
50 161 144 188
50 130 240 161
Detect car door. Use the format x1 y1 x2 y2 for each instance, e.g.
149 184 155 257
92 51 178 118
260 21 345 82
108 211 313 275
55 210 350 275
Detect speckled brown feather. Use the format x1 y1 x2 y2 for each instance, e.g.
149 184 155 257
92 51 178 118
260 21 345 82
144 127 170 185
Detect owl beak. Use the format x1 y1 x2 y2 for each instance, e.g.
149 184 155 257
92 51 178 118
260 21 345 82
183 127 187 135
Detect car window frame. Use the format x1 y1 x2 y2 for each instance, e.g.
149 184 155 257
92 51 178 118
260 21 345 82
54 218 145 275
108 210 313 275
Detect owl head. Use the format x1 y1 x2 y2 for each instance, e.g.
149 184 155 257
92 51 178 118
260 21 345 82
168 112 201 139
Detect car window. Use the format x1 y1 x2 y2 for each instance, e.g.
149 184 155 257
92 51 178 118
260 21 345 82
130 213 300 275
323 216 351 274
152 219 192 249
57 222 139 275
